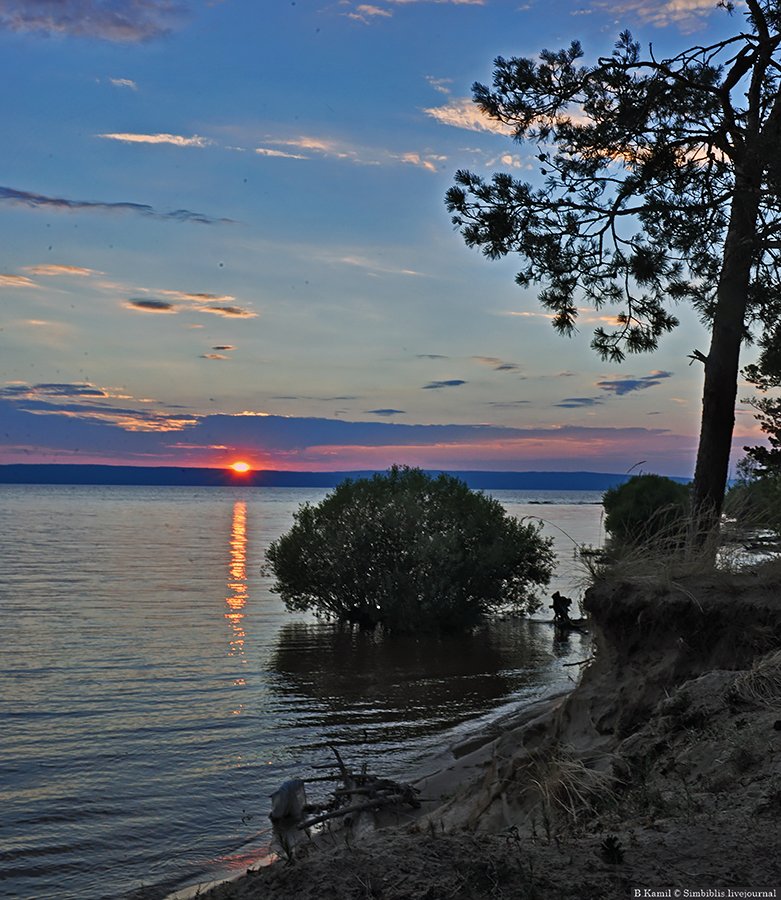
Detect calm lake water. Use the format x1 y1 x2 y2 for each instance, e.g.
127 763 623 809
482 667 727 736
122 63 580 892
0 485 602 899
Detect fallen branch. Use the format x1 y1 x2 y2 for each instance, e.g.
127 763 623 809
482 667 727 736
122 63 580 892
298 793 409 829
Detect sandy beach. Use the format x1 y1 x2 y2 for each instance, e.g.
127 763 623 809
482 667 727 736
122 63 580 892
167 561 781 900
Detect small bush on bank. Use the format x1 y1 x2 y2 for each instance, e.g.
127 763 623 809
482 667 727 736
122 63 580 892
265 465 555 634
724 459 781 537
603 474 690 550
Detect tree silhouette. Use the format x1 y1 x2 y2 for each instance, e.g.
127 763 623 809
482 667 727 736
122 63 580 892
446 1 781 535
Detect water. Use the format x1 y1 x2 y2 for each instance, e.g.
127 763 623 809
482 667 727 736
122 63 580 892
0 485 602 899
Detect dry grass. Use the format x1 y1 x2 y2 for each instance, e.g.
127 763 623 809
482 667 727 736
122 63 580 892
577 502 781 595
523 746 619 829
732 649 781 710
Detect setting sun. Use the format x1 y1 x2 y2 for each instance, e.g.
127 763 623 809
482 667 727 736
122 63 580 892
230 461 251 474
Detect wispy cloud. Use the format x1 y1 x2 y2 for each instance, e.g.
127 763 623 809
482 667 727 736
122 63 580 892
505 307 621 325
505 310 555 320
95 128 439 172
327 253 423 277
269 136 358 160
346 4 392 23
387 0 485 4
262 135 443 172
555 397 603 408
158 290 237 304
345 0 484 18
487 153 526 170
200 353 229 360
422 379 467 389
487 400 530 408
471 356 521 372
255 147 308 160
425 75 453 95
366 408 406 416
97 132 212 147
109 77 138 89
23 264 98 277
392 151 447 171
0 273 36 288
597 370 674 396
126 299 177 313
395 151 440 172
0 382 197 434
424 97 513 135
209 130 443 173
270 395 360 402
199 305 257 318
124 292 257 319
1 381 112 399
100 128 436 170
0 186 234 225
595 0 721 29
0 0 185 42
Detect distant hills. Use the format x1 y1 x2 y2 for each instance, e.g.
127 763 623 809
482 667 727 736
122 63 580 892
0 464 690 491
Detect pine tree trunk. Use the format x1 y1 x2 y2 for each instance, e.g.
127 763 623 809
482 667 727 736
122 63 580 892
691 174 760 537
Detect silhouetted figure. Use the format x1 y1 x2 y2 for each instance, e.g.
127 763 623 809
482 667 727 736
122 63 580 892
550 590 573 626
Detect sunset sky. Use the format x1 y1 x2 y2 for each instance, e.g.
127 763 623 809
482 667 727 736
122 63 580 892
0 0 767 475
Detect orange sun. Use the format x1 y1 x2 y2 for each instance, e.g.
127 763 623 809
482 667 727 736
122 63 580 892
230 461 251 474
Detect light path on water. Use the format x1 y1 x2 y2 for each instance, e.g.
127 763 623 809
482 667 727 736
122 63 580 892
0 485 602 899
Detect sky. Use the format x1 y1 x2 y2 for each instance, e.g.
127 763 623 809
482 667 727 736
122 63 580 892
0 0 769 476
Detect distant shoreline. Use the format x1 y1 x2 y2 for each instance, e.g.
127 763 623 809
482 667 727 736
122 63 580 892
0 464 690 491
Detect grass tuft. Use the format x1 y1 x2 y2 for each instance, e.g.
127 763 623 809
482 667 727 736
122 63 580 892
732 649 781 710
524 746 619 829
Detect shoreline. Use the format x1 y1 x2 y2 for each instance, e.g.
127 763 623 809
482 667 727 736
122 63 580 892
159 687 576 900
179 564 781 899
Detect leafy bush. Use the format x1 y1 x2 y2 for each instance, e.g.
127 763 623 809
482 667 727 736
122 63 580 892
603 474 690 549
725 459 781 536
265 466 554 634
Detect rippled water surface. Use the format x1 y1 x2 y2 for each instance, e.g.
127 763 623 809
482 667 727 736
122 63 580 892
0 486 602 899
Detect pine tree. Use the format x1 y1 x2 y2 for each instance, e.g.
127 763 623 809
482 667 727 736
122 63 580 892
446 1 781 536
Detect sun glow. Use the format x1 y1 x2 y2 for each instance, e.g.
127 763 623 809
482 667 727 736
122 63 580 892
230 461 251 473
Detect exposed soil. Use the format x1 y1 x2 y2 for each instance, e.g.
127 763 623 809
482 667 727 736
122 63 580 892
186 564 781 900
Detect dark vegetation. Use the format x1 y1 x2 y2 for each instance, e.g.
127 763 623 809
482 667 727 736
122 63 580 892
264 466 554 634
445 0 781 534
602 473 690 550
725 458 781 537
724 324 781 537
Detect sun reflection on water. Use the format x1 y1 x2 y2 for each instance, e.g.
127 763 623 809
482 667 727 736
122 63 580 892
225 502 249 715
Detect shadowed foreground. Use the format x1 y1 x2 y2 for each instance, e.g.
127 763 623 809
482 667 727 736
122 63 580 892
183 564 781 899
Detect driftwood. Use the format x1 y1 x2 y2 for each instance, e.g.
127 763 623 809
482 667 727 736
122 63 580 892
297 745 420 830
270 744 420 833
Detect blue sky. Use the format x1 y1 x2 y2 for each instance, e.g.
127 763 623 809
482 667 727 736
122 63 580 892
0 0 765 474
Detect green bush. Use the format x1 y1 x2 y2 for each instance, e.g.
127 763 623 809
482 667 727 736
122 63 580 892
265 465 554 634
725 460 781 536
603 473 690 549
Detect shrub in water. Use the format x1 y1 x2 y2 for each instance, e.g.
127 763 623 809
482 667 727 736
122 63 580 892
265 465 554 634
603 473 689 549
